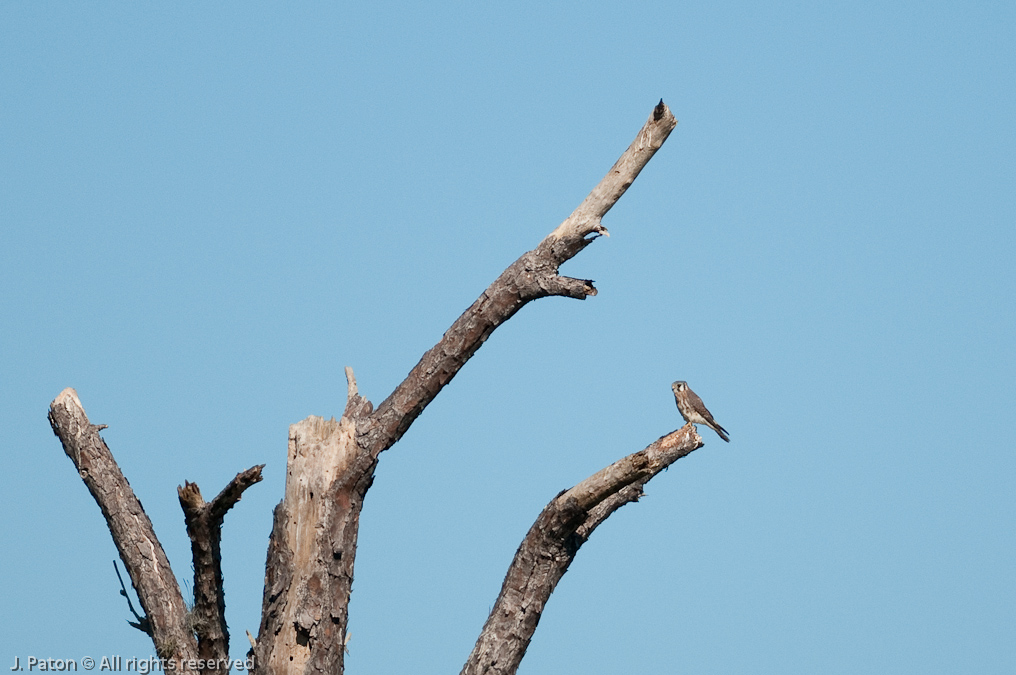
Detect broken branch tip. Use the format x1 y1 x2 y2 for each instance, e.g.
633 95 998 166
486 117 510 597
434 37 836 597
344 366 358 398
53 387 84 413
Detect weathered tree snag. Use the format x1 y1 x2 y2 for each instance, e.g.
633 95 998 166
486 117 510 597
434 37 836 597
48 388 198 662
249 101 678 674
253 101 677 675
51 101 682 675
461 425 705 675
179 465 265 671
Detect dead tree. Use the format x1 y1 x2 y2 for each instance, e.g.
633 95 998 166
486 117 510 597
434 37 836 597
48 100 706 675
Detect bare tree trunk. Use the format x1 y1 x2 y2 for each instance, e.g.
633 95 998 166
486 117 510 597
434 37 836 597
253 371 375 675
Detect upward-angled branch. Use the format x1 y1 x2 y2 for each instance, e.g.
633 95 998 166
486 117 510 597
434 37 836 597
179 465 265 670
462 424 705 675
361 100 677 455
48 388 198 662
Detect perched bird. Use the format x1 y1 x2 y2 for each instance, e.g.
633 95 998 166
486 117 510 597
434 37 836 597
672 381 729 442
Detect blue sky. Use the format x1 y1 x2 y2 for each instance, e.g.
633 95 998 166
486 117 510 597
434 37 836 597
2 2 1013 673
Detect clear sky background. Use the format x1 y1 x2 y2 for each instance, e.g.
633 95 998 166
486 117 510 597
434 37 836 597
2 2 1013 673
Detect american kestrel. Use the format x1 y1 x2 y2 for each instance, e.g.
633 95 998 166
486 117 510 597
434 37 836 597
672 381 729 442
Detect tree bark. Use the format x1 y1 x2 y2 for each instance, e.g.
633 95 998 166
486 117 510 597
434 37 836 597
253 369 375 675
48 388 198 662
50 388 264 671
179 465 264 671
461 425 704 675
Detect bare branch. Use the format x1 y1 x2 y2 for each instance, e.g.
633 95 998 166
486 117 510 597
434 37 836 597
548 99 675 244
461 424 704 675
207 464 266 523
48 388 197 661
114 561 152 635
363 100 677 455
179 465 264 669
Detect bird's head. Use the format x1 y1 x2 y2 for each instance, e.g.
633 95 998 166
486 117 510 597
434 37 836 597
672 381 688 393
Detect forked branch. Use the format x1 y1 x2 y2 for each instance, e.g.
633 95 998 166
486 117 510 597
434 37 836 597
462 424 705 675
179 465 265 667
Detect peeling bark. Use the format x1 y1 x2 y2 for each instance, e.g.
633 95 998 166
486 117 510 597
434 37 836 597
253 370 376 675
